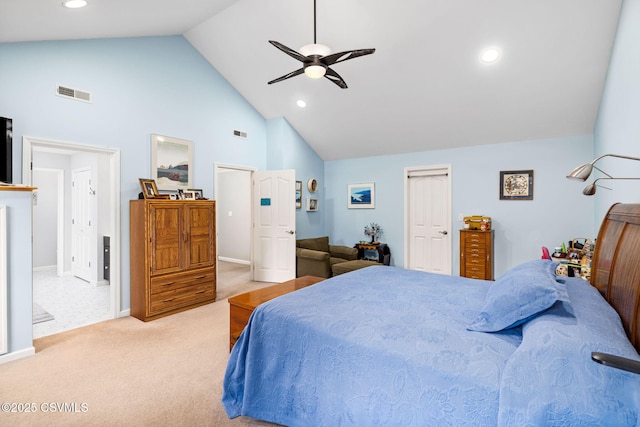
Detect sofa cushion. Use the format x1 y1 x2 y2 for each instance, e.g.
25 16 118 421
329 245 358 261
297 236 330 253
332 260 380 276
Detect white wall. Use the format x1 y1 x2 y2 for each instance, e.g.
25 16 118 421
32 169 59 268
217 168 251 263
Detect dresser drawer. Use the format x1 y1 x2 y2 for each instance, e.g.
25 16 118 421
150 281 214 315
464 233 485 243
465 263 487 279
151 270 215 295
465 247 486 257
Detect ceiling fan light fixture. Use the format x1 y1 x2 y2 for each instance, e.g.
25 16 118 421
62 0 88 8
304 65 327 79
299 43 331 57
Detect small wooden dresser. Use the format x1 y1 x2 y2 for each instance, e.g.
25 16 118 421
460 229 494 280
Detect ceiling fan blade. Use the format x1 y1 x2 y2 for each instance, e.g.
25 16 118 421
268 68 305 85
324 67 348 89
322 48 375 66
269 40 309 63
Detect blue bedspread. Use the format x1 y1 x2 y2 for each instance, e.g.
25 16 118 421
223 266 640 426
223 266 521 426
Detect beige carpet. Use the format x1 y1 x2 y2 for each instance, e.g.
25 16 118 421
0 262 281 427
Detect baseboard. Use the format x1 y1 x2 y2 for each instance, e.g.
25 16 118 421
0 346 35 365
218 257 250 265
119 309 130 318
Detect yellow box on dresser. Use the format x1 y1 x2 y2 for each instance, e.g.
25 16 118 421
130 199 216 321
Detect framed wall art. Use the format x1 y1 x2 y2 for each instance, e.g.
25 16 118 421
295 181 302 209
307 198 318 212
348 183 375 209
500 170 534 200
151 134 193 191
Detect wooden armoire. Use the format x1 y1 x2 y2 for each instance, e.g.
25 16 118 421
130 199 216 321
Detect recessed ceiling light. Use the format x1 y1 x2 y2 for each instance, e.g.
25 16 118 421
62 0 88 9
480 47 501 64
296 100 307 108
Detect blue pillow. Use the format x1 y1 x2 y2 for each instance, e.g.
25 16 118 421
497 277 640 426
467 259 569 332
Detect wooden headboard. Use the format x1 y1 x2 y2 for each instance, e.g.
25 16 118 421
591 203 640 352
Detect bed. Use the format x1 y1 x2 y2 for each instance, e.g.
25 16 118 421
223 203 640 426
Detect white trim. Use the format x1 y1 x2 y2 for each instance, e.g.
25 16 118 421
0 346 35 365
218 256 250 265
403 164 452 272
22 136 122 325
0 205 6 355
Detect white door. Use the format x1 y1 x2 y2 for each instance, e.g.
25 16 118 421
71 168 93 282
405 166 451 274
252 170 296 282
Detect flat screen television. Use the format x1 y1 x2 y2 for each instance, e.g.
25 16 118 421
0 117 12 184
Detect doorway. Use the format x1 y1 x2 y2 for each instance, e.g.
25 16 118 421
23 136 121 338
215 164 253 266
214 163 297 283
404 165 452 274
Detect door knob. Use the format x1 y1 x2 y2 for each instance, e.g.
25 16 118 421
439 230 448 235
286 230 295 235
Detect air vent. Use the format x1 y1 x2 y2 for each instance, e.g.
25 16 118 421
56 85 92 103
233 130 248 138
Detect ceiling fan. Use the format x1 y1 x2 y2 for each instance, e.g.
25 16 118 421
268 0 375 89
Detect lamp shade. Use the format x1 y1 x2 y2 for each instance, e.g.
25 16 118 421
582 183 597 196
304 65 326 79
566 163 593 181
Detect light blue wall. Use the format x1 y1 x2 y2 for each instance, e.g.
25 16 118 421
594 0 640 223
326 135 595 277
266 117 324 238
0 36 296 358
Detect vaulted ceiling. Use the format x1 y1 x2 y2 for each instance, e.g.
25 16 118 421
0 0 622 160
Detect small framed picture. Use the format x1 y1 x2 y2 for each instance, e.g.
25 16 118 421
348 183 375 209
184 190 197 200
187 188 204 199
307 198 318 212
139 178 159 199
295 181 302 209
500 170 534 200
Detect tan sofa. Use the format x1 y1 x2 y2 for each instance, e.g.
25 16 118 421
296 236 378 278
